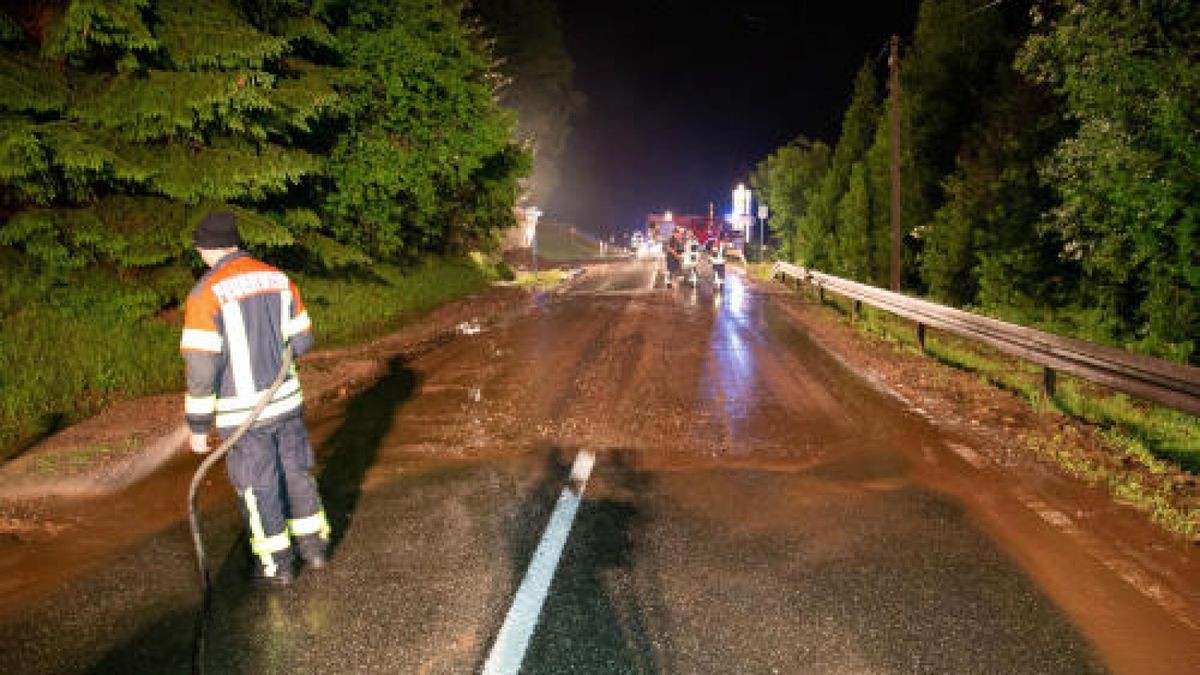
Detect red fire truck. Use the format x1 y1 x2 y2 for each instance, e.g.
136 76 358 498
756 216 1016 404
645 212 722 248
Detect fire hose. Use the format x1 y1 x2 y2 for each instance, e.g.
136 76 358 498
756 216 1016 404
187 345 293 675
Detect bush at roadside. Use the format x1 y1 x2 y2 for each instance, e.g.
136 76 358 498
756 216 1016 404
0 255 504 461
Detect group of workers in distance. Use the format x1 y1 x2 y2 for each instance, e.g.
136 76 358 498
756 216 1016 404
656 223 731 289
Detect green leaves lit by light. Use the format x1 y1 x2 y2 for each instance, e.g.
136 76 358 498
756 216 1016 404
0 0 529 278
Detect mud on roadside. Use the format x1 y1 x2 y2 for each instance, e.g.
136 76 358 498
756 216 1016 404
750 277 1200 544
0 285 536 510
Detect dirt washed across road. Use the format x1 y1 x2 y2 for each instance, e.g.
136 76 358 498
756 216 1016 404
1 259 1198 674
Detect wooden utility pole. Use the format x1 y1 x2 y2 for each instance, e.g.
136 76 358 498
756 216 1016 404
888 34 902 292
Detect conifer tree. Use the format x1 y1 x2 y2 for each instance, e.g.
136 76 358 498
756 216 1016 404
901 0 1009 291
0 0 346 297
865 112 898 288
0 0 532 455
802 62 878 275
836 162 875 282
2 0 528 281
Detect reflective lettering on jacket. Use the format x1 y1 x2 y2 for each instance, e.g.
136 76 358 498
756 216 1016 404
181 252 314 432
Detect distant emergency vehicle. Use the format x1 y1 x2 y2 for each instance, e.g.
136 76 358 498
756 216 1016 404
645 212 727 249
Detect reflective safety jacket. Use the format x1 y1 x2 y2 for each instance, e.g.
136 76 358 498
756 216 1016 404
181 252 314 433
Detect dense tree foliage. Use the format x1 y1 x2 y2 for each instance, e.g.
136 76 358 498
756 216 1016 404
785 63 879 273
1017 0 1198 359
748 136 829 262
0 0 530 294
902 0 1009 237
923 72 1066 310
324 0 525 260
0 0 544 452
752 0 1198 363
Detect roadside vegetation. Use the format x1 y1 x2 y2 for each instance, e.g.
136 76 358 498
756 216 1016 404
532 221 605 262
751 0 1197 366
811 291 1199 538
511 268 572 289
0 255 506 460
0 0 579 460
750 0 1198 530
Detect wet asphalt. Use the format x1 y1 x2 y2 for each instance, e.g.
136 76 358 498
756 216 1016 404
0 259 1192 673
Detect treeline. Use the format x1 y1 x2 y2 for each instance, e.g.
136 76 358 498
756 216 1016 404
0 0 576 454
751 0 1198 363
0 0 529 281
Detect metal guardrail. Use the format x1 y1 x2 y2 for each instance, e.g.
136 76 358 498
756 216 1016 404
772 262 1200 416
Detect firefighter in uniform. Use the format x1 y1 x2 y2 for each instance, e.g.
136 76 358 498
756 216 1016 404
182 211 330 587
665 226 685 287
711 235 727 288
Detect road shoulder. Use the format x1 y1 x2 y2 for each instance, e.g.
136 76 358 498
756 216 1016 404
0 286 532 503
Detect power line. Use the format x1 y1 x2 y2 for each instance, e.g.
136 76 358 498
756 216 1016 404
964 0 1007 19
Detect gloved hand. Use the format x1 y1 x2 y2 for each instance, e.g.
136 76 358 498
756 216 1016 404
190 432 211 454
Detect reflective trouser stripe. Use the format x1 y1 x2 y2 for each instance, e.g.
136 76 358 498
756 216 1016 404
252 532 292 556
288 510 331 540
185 394 217 415
243 487 288 576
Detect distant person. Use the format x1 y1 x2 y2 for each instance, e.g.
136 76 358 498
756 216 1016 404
712 236 727 287
682 230 701 286
181 211 330 587
665 226 685 288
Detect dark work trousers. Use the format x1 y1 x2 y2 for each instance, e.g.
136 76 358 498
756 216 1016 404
666 252 681 278
224 415 330 578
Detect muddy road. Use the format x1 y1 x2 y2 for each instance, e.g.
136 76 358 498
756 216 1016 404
1 259 1198 674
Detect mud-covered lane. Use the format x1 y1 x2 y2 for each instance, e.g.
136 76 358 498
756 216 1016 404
1 259 1197 673
526 454 1104 673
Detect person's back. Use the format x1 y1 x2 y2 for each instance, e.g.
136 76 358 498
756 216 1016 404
183 211 330 588
664 230 684 287
712 239 727 286
186 253 311 430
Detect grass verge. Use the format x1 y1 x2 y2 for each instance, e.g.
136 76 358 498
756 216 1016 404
532 222 602 261
746 262 776 281
0 254 502 461
510 269 573 289
813 290 1199 539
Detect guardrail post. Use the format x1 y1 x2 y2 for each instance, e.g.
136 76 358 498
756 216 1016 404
817 286 825 304
915 322 926 352
852 300 862 321
1042 367 1057 399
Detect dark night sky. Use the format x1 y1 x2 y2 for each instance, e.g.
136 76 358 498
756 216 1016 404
549 0 923 235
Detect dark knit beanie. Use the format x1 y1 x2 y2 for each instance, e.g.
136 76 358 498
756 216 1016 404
193 211 241 248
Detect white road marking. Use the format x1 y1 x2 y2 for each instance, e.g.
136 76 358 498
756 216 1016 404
481 450 596 675
945 442 987 469
1013 488 1199 631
